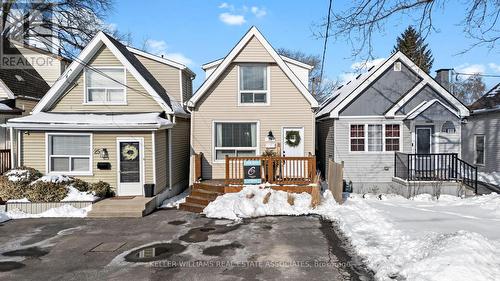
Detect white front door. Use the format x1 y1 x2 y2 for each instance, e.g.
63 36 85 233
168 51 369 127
117 138 144 196
282 127 305 157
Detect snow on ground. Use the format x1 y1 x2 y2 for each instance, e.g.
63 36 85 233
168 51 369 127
160 188 190 209
0 205 91 223
5 169 34 182
62 186 98 202
32 175 72 184
478 171 500 186
204 186 500 281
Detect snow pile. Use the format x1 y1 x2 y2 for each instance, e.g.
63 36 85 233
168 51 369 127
160 188 190 209
6 198 30 203
31 175 72 184
5 169 34 182
478 171 500 186
204 188 500 280
5 205 91 219
62 186 99 202
0 211 9 223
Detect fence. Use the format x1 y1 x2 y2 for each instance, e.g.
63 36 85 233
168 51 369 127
0 149 11 174
225 155 316 186
327 159 344 204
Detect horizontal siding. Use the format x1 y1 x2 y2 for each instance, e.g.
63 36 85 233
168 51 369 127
182 72 193 103
20 131 154 192
155 130 168 193
193 63 315 179
316 119 334 178
15 45 65 86
233 36 274 63
334 118 412 185
15 98 38 115
171 117 190 186
134 54 182 103
50 45 163 113
462 112 500 173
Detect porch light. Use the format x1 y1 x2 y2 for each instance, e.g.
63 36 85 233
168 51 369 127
267 131 275 141
94 148 109 159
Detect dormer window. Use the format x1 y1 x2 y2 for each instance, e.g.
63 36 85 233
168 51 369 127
85 68 126 104
239 64 269 105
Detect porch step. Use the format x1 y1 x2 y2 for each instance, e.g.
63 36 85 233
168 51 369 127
193 183 225 193
87 210 145 218
87 196 156 218
179 202 206 213
186 195 212 206
191 188 222 200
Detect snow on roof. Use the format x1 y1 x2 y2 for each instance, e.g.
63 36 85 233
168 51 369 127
6 112 173 130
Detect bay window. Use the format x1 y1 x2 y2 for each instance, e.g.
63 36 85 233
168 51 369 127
85 68 126 104
350 124 401 152
48 134 91 174
214 122 258 160
239 64 268 104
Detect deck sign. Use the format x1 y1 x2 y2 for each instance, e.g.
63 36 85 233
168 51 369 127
243 160 261 185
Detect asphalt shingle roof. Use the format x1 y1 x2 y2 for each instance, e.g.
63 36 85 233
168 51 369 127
469 83 500 111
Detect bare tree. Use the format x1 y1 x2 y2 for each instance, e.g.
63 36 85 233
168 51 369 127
452 73 486 105
1 0 127 57
316 0 500 59
277 48 339 102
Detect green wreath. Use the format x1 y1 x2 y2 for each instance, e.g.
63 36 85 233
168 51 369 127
285 131 301 147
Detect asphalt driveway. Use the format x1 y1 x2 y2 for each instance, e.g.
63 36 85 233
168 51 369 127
0 209 372 281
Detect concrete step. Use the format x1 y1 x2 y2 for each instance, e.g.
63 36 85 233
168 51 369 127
179 202 205 213
87 210 145 218
185 195 211 206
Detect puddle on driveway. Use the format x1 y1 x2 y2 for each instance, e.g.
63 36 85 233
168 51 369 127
179 223 240 243
124 243 186 263
168 220 187 226
3 247 49 258
202 242 244 256
0 261 25 272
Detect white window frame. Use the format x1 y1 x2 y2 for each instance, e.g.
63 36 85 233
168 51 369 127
83 66 127 105
474 134 485 166
212 120 260 163
237 64 270 106
46 132 93 176
349 123 402 153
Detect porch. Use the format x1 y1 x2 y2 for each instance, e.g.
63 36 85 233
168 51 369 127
180 154 317 213
394 152 478 193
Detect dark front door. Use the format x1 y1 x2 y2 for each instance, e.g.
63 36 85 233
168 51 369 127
416 127 432 154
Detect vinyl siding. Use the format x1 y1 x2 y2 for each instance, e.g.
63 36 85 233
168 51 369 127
192 63 315 179
182 72 193 104
134 54 182 103
233 36 274 63
171 117 190 186
15 44 67 86
316 119 334 178
50 45 163 113
333 118 411 187
462 111 500 173
15 98 38 115
20 131 155 192
155 130 168 193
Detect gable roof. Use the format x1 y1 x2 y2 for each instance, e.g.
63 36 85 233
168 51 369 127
188 26 318 108
126 46 196 77
33 32 185 115
469 83 500 113
404 99 460 120
316 51 469 118
0 38 51 100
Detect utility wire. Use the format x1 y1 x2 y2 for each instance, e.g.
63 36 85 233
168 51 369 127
319 0 333 85
454 72 500 78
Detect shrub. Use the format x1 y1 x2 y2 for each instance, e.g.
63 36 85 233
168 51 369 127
26 181 68 202
90 181 113 198
4 167 42 185
71 178 90 192
0 176 28 201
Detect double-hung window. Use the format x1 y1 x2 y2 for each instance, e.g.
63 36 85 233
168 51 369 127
474 135 485 165
48 134 91 174
214 122 258 160
350 124 401 152
85 68 126 104
239 64 268 104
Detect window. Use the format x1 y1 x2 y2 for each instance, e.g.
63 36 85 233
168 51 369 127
367 125 383 151
48 134 91 174
239 64 268 104
350 124 401 152
441 121 456 133
350 125 365 151
385 124 401 151
85 68 125 103
474 135 485 165
214 122 257 160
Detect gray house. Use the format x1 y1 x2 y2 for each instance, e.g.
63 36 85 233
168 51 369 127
461 83 499 175
316 51 471 193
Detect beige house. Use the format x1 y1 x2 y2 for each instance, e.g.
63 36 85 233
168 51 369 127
6 32 194 199
188 27 318 180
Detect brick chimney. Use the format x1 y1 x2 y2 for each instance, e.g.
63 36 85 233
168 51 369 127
435 69 452 92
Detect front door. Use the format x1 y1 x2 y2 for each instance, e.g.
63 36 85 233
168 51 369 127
117 139 143 196
282 127 305 157
416 127 432 154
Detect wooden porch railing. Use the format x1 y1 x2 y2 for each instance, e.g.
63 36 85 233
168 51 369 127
0 149 11 174
194 152 203 182
225 155 316 186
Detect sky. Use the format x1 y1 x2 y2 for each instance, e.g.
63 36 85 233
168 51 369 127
106 0 500 90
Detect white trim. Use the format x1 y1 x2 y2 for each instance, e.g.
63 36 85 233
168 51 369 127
179 69 183 106
189 27 317 109
473 134 485 166
347 122 403 154
17 129 21 167
116 137 145 196
237 64 271 106
7 123 172 131
9 127 14 168
322 51 469 118
45 132 93 176
385 80 426 117
0 80 16 99
201 55 314 71
151 131 156 191
33 32 173 114
404 99 461 120
415 127 433 154
211 120 261 164
83 66 127 105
